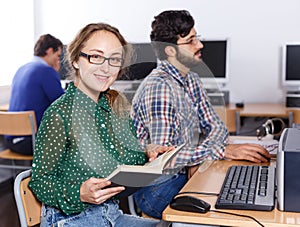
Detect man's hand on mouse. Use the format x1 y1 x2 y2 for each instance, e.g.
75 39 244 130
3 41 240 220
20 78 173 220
225 143 271 163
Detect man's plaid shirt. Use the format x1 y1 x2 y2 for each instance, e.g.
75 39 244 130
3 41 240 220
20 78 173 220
131 60 228 167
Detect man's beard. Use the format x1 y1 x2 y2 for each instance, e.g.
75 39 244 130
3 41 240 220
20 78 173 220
176 49 202 68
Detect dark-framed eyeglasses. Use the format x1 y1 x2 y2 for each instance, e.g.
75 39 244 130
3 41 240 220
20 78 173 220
177 35 202 46
79 52 124 67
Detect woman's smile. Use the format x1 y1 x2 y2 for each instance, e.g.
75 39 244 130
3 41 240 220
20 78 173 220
94 73 111 82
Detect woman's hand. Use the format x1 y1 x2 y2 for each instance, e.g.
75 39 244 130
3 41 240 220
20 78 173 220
145 144 174 162
80 177 125 204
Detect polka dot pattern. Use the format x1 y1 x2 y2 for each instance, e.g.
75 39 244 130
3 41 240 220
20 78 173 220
28 83 147 215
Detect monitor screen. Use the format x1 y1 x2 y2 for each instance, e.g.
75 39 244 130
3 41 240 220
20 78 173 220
191 38 230 87
118 43 157 80
282 43 300 88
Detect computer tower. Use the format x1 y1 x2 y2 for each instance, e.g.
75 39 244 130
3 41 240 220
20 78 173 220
277 128 300 212
286 92 300 107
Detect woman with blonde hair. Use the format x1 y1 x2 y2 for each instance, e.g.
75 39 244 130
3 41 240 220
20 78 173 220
29 23 168 227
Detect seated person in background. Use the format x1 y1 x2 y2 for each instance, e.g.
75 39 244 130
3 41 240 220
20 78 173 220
130 9 271 219
5 34 65 155
29 22 170 227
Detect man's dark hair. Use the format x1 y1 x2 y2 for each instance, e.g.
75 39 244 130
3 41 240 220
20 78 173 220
34 34 63 57
150 10 195 60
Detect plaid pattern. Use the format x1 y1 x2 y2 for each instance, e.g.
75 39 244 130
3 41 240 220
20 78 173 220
131 60 228 166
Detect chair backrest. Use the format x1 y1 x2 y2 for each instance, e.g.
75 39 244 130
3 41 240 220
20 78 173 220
0 111 37 147
14 169 42 227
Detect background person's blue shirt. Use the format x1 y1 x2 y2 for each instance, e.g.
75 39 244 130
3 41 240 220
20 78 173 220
7 56 65 138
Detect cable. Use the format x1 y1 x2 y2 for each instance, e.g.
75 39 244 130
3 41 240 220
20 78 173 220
174 191 265 227
210 209 264 227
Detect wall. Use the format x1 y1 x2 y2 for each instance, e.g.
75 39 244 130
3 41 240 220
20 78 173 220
0 86 11 105
0 1 34 86
2 0 300 104
0 1 34 104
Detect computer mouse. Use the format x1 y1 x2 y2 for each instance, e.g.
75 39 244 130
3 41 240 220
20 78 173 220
235 102 244 108
170 195 211 213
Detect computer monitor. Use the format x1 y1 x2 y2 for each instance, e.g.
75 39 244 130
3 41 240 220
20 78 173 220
191 38 230 88
118 43 157 80
282 43 300 89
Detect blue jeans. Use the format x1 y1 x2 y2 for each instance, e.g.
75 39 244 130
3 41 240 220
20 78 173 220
134 173 187 219
40 200 159 227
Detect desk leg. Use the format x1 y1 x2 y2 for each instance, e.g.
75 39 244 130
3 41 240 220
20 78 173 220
289 111 294 128
235 111 240 135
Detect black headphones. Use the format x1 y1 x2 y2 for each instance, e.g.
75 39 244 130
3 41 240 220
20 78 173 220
256 118 286 140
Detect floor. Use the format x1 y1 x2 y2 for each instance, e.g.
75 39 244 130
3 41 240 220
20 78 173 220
0 167 20 227
0 137 25 227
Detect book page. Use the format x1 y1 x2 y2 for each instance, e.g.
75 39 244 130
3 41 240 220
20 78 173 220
105 143 185 189
144 143 186 169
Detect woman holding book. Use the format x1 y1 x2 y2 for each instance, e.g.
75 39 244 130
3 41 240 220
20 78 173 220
28 23 169 227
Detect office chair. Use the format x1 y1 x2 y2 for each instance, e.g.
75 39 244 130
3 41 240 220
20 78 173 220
14 169 41 227
0 111 37 170
128 195 140 216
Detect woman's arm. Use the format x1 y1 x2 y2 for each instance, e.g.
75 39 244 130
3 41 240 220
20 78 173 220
28 110 87 214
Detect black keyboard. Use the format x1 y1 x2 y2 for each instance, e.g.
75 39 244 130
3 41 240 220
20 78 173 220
215 165 276 211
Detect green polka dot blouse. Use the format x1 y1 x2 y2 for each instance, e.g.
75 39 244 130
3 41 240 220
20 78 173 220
28 82 147 215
